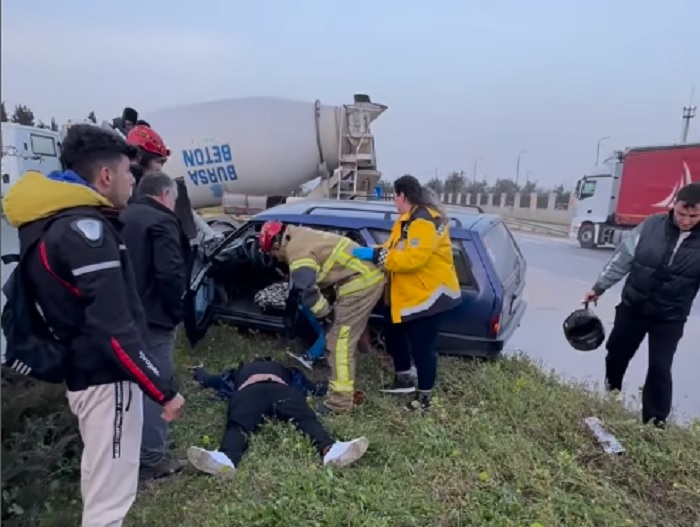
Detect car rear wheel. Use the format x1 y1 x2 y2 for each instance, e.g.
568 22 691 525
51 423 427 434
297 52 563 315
367 322 386 355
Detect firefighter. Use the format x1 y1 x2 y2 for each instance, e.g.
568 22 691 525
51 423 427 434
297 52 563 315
125 124 220 243
125 124 170 187
258 221 386 413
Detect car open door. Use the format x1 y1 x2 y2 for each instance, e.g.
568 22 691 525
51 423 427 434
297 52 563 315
182 247 215 348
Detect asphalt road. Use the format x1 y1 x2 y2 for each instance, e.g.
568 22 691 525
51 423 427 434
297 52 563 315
509 232 700 423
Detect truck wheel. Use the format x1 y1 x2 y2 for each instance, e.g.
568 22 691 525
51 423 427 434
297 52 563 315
578 224 597 249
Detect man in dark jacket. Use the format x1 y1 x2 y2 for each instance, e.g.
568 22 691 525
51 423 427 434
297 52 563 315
1 124 185 526
186 358 369 479
583 182 700 427
120 171 191 479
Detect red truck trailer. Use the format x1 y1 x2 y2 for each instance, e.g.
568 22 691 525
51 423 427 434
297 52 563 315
570 143 700 248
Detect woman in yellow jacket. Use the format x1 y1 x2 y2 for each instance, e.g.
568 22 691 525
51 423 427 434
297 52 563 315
352 175 461 410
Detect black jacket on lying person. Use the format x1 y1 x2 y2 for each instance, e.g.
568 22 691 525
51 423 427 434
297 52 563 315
193 358 328 400
120 196 191 330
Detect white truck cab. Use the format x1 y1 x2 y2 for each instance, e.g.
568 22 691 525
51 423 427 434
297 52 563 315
569 166 614 248
1 123 63 361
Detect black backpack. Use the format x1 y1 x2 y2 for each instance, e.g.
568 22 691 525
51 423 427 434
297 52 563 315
1 239 68 384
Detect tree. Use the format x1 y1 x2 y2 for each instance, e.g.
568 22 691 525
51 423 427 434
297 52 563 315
553 183 571 206
444 171 466 195
426 177 444 194
490 178 520 196
11 104 35 126
521 180 538 194
36 120 49 129
465 180 488 194
1 101 7 122
50 117 59 131
87 111 97 124
377 179 393 195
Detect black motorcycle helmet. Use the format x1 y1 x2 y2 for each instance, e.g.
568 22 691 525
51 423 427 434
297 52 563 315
562 304 605 352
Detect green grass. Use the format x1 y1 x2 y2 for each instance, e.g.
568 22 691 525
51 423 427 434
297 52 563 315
6 324 700 527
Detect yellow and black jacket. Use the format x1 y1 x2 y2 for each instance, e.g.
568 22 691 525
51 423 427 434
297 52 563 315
374 206 461 323
279 226 384 316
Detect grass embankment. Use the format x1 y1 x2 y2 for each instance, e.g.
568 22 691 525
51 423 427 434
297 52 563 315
3 325 700 527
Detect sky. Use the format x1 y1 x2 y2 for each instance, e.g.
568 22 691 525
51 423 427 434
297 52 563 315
2 0 699 190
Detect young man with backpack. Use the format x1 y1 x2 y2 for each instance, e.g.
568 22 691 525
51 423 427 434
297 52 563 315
1 124 185 527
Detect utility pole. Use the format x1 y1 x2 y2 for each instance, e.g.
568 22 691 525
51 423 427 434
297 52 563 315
595 136 611 165
472 158 483 183
681 86 696 143
515 150 526 186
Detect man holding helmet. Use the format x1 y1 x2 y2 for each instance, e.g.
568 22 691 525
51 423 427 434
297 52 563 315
258 221 386 413
582 182 700 428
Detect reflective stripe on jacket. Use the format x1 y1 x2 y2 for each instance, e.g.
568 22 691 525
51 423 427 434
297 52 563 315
378 206 461 323
279 226 384 316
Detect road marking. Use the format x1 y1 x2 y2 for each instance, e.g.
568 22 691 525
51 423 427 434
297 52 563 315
514 234 573 246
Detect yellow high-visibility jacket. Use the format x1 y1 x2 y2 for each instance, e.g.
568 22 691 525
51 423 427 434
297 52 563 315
377 206 461 323
279 226 384 317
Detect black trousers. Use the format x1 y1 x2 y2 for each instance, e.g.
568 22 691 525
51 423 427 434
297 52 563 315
220 382 335 465
605 303 685 423
385 309 445 392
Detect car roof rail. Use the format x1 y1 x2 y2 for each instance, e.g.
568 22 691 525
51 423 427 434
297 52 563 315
348 193 485 214
301 205 465 228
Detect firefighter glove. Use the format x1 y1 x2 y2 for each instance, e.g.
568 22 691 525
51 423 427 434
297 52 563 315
352 247 375 261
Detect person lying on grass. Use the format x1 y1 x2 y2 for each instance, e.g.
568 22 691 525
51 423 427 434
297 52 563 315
186 358 369 478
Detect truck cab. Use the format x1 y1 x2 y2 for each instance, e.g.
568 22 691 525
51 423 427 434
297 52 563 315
569 164 616 248
1 123 63 361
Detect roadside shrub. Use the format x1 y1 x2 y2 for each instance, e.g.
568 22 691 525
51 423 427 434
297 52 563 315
1 369 81 526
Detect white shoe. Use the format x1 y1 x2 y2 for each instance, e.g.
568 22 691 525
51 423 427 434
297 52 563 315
606 389 624 403
186 447 236 478
323 437 369 468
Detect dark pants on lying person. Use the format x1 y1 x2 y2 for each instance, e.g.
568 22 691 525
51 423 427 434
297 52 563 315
385 311 445 392
221 381 335 465
605 303 685 424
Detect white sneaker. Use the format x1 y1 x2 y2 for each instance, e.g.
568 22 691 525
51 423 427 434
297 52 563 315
606 389 624 403
323 437 369 468
186 447 237 479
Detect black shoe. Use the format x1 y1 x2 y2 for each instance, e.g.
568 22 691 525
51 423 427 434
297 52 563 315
139 455 185 481
380 374 416 394
404 393 431 411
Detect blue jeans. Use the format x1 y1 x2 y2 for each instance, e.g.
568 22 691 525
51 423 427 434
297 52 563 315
385 310 445 392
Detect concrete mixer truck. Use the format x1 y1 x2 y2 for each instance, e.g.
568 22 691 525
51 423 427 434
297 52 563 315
141 93 388 214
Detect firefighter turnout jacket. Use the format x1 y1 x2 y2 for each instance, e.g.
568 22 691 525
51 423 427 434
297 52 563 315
377 205 461 324
2 170 179 404
278 226 384 316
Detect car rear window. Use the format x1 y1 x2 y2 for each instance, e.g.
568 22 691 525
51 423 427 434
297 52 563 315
368 229 474 288
482 222 522 283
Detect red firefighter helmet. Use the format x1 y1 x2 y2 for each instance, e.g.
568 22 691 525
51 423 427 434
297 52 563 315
126 125 170 157
259 221 285 253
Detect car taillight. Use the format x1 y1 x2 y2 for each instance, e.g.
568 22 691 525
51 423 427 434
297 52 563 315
490 314 501 337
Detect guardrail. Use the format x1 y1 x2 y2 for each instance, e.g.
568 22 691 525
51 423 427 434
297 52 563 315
503 217 569 237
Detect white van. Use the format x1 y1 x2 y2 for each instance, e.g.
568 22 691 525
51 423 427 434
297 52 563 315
1 123 63 361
